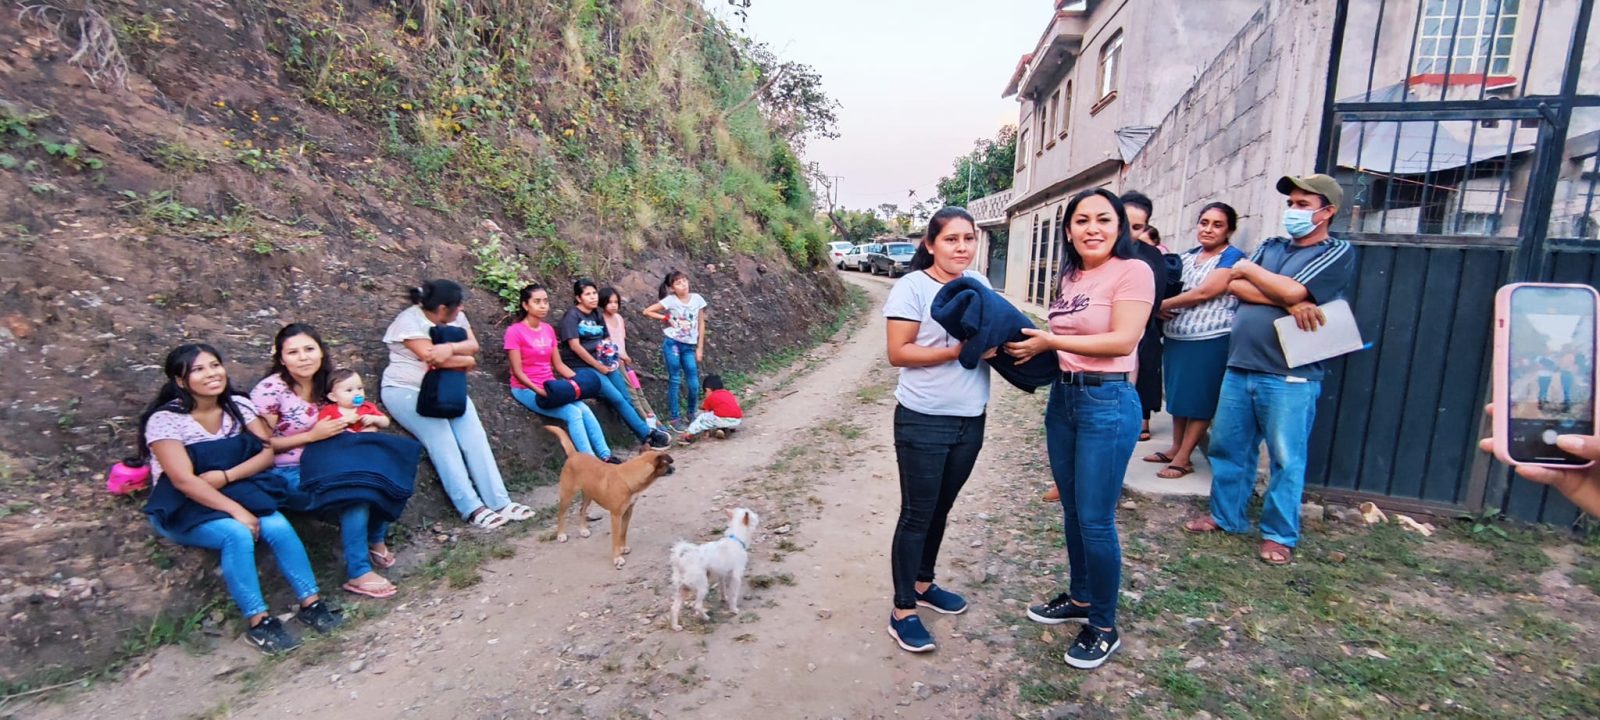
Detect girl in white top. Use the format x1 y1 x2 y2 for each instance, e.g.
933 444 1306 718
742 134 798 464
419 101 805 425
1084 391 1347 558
643 270 710 431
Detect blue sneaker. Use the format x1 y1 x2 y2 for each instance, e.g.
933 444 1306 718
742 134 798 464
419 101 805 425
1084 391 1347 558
915 584 968 615
887 613 936 653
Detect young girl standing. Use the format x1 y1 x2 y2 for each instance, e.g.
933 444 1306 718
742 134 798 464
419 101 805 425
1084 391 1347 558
643 270 709 432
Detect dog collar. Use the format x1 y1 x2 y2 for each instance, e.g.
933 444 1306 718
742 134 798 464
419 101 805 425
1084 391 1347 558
723 534 748 551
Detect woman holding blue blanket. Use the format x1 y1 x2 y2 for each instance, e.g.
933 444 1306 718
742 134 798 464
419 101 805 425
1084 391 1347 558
381 280 533 530
141 343 343 655
252 324 399 599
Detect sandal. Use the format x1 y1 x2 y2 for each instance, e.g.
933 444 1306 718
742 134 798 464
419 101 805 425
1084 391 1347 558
1139 431 1153 442
1041 486 1060 502
1156 465 1195 479
469 508 509 530
368 548 397 570
1142 452 1174 464
1183 516 1222 534
342 577 397 599
1259 540 1294 566
499 503 536 522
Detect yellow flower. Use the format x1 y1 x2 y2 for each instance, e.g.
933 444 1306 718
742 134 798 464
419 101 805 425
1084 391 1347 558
563 128 575 138
213 100 226 108
399 102 413 110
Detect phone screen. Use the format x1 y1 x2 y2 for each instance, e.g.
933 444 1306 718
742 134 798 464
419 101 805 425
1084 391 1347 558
1508 286 1597 465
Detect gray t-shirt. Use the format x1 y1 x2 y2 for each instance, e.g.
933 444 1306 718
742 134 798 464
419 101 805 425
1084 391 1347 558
883 270 992 417
1227 236 1357 380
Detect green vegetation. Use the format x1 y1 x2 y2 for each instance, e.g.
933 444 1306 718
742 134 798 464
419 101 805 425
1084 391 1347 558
0 103 104 172
934 124 1016 208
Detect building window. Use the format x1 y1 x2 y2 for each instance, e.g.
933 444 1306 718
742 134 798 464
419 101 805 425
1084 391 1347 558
1061 82 1072 137
1039 96 1051 151
1045 90 1060 144
1415 0 1519 76
1017 129 1030 172
1098 30 1123 100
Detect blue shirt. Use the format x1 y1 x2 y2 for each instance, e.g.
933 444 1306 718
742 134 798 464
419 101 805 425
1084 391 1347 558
1227 236 1357 380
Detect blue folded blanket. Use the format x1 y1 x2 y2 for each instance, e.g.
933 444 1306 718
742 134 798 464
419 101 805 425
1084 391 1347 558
418 324 469 418
931 277 1060 393
144 433 286 534
298 432 421 524
537 368 604 409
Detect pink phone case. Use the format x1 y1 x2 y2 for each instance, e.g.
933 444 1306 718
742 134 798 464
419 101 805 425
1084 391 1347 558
1492 282 1600 468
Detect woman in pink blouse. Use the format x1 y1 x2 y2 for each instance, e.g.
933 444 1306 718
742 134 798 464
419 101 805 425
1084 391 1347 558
1004 188 1154 670
597 287 657 424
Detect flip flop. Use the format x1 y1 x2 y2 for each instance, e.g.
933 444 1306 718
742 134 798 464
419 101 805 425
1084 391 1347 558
1183 516 1222 534
1156 465 1195 479
342 578 397 599
1041 486 1060 502
1259 540 1294 566
499 503 536 521
469 508 509 530
1139 431 1153 441
368 549 397 569
1142 452 1174 464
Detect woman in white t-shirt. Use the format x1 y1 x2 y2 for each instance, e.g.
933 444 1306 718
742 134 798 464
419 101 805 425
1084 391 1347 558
380 280 531 530
881 207 993 655
642 270 708 432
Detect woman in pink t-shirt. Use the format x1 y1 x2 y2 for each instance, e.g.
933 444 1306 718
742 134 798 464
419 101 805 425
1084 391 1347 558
1004 188 1154 671
505 283 617 462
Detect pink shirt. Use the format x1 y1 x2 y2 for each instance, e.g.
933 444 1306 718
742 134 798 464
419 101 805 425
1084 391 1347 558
504 320 558 390
1046 257 1155 373
144 397 260 481
603 312 628 357
249 374 318 467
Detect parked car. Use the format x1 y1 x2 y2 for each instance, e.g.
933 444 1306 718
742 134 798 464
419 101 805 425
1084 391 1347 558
828 241 854 268
868 242 917 277
841 243 881 271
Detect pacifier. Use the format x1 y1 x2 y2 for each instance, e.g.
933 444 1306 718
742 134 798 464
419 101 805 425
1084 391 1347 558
352 394 365 406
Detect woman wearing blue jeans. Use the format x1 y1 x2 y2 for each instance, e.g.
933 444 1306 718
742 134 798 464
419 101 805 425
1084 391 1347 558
643 270 708 432
1006 189 1155 670
381 280 534 530
140 343 342 654
556 279 672 449
882 207 993 655
505 283 619 461
252 323 398 599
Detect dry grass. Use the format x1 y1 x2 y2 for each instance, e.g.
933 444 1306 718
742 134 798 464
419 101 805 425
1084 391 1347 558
18 1 129 89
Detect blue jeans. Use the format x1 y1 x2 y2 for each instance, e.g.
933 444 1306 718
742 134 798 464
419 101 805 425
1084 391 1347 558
891 405 985 609
151 513 319 618
574 368 653 440
1205 369 1321 548
661 338 700 421
383 386 511 519
1045 380 1141 630
511 387 612 459
277 465 391 580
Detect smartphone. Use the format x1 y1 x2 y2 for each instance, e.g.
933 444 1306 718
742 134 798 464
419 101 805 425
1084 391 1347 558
1493 283 1600 468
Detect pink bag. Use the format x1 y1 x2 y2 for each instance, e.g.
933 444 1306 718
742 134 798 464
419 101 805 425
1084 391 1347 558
626 368 641 390
107 460 151 495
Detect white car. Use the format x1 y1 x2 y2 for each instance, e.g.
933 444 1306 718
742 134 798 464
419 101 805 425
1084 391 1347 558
828 241 854 268
840 243 878 271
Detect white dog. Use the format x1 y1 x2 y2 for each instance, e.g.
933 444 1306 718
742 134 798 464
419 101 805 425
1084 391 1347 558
669 507 760 631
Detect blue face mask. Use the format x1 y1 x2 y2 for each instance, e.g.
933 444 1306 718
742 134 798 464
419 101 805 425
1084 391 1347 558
1283 208 1320 239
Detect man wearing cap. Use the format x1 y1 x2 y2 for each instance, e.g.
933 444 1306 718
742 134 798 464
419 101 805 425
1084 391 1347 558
1183 174 1355 566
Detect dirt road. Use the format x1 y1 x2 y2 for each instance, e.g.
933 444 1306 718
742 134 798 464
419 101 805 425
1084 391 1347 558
25 272 1066 719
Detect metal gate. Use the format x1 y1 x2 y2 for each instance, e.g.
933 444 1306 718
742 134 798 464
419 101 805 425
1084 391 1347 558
1308 0 1599 523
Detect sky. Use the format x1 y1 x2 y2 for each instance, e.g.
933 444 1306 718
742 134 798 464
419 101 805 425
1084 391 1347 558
701 0 1049 211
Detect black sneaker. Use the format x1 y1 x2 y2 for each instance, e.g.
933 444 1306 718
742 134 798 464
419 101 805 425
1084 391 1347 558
603 456 624 465
1064 625 1120 669
245 616 301 655
295 600 345 635
646 429 672 449
1027 592 1091 625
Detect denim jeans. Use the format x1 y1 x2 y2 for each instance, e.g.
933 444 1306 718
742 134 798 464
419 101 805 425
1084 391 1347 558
277 465 391 581
574 368 653 440
511 387 612 460
661 338 700 421
891 404 985 609
383 386 511 519
1205 369 1321 548
1045 380 1140 630
151 512 319 618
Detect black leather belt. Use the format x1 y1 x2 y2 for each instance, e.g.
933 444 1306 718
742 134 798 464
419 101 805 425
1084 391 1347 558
1058 371 1129 386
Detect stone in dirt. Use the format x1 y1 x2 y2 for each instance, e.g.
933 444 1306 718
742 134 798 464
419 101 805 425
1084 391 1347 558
1185 656 1208 671
816 609 832 619
1044 703 1084 719
1300 501 1324 522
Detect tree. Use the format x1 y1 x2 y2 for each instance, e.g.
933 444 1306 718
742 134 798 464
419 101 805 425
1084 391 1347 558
934 125 1017 209
729 39 840 152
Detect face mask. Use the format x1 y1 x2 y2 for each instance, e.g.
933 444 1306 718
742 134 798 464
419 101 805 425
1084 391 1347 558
1283 208 1320 239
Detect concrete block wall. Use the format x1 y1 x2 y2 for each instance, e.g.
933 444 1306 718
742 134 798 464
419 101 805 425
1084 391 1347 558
1122 0 1339 253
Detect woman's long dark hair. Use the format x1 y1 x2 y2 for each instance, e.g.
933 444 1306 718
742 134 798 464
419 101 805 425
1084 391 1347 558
266 323 333 402
1197 201 1239 233
597 287 621 313
910 206 977 272
515 283 546 320
407 279 465 311
1057 188 1139 282
658 270 687 300
135 343 249 463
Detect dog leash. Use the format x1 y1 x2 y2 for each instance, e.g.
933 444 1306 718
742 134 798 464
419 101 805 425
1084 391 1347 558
723 534 748 551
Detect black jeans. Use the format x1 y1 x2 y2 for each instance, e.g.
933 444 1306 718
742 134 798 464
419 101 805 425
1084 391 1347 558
891 404 986 609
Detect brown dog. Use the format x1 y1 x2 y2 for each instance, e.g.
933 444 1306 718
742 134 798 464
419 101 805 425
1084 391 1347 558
544 425 675 568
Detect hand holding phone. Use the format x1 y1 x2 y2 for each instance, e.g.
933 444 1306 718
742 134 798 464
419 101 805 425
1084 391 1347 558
1478 405 1600 517
1491 283 1600 468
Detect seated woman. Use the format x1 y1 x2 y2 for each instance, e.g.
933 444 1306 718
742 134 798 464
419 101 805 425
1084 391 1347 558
380 280 533 530
561 278 672 450
505 283 621 463
140 342 343 655
251 324 398 599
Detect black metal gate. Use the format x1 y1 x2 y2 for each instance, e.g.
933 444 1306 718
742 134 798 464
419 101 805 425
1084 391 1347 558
1308 0 1599 524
